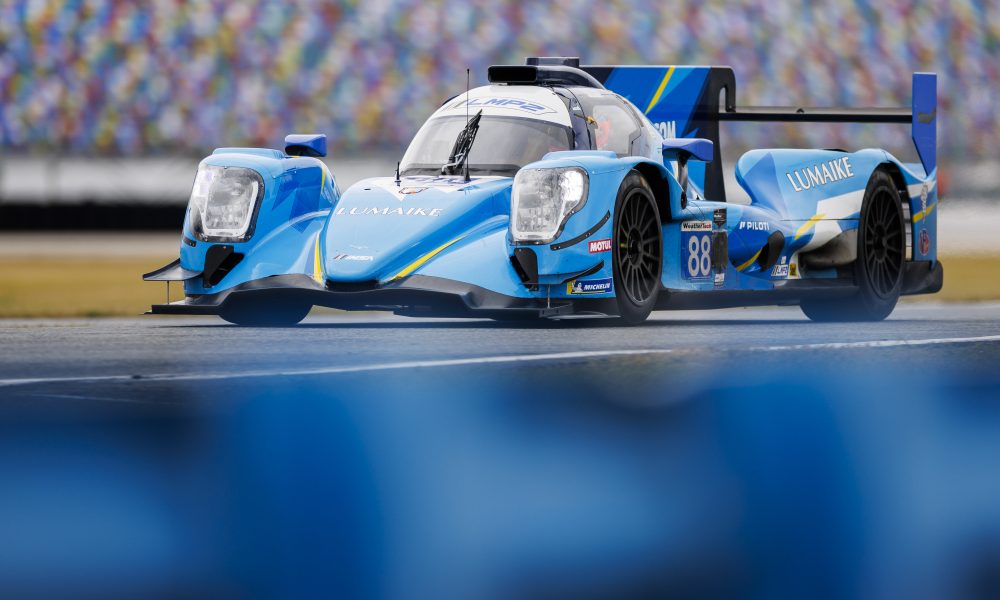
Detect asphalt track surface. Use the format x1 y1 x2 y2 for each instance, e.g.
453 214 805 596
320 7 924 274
1 301 999 404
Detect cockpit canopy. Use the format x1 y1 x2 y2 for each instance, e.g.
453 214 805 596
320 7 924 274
400 113 573 178
399 83 662 178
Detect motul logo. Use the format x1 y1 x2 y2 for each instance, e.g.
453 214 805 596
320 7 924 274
588 238 612 253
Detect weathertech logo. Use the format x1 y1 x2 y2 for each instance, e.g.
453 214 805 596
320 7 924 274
681 221 712 232
588 238 612 253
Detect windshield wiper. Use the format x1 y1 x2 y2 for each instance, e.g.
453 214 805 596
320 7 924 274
441 110 483 180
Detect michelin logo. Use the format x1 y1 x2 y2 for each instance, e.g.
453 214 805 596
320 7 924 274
567 277 613 295
451 97 555 115
786 157 854 192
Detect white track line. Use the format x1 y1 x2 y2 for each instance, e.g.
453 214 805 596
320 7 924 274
753 334 1000 352
0 349 673 388
1 335 999 389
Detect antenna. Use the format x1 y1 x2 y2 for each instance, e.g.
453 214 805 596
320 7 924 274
464 68 471 183
395 160 401 186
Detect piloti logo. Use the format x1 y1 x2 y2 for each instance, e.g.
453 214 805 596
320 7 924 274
588 238 612 253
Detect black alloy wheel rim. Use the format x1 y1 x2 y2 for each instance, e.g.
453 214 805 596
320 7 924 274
863 189 904 298
616 189 661 305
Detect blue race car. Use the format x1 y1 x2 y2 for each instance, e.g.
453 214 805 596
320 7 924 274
145 57 941 325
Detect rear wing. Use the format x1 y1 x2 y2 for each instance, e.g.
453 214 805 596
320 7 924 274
581 64 937 202
715 72 937 176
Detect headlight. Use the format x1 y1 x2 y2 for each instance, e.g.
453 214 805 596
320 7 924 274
511 167 589 243
188 165 265 242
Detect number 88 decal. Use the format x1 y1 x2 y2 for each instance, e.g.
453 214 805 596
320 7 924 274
683 230 712 279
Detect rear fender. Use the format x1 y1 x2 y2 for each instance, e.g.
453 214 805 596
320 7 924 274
879 153 937 262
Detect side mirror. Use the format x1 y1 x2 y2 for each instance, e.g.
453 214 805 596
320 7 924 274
284 133 327 158
662 138 714 209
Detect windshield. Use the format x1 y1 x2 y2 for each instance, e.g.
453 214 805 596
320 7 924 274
400 115 573 177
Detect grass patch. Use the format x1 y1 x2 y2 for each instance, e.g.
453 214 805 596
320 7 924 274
0 257 171 318
0 254 996 318
905 254 1000 303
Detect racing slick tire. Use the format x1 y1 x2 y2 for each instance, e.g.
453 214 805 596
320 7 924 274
801 169 905 322
219 296 312 327
612 170 663 325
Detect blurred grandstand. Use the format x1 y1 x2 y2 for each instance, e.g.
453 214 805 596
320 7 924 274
0 0 998 226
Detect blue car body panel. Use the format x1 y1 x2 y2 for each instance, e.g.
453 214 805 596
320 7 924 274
320 175 511 284
147 62 940 320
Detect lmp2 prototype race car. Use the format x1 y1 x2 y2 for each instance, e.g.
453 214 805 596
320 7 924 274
145 57 941 325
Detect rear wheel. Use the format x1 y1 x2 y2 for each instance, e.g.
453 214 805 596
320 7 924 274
801 169 905 322
219 296 311 327
612 171 662 325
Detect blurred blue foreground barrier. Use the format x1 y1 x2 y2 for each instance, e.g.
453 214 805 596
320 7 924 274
0 359 998 599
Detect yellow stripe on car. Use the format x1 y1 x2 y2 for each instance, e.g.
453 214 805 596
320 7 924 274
736 248 763 272
912 201 936 223
312 236 323 283
794 213 826 240
644 66 675 115
391 237 464 281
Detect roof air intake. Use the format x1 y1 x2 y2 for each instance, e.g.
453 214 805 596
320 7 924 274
487 64 604 89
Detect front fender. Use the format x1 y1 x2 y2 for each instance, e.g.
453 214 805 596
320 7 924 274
506 151 677 289
179 149 339 295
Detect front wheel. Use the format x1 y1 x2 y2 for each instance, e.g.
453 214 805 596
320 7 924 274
219 296 312 327
612 171 663 325
801 169 905 322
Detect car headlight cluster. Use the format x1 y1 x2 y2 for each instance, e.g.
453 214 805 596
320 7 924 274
188 165 264 242
510 167 589 243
